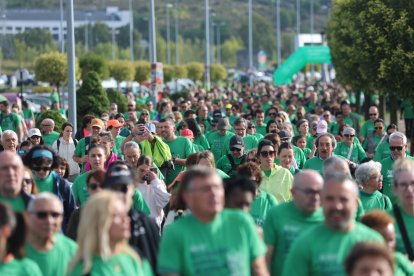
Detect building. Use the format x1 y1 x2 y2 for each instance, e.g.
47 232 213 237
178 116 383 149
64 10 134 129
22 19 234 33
1 7 131 42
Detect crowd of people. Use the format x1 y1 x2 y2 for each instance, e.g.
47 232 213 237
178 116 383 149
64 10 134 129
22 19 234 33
0 81 413 275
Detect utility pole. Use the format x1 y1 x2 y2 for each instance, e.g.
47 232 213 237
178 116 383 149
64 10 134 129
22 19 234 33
248 0 253 86
166 3 173 64
204 0 210 90
175 0 179 64
276 0 281 66
67 0 77 131
129 0 133 61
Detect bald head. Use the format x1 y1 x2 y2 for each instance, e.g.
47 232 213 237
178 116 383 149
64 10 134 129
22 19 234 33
293 170 323 189
0 151 24 197
41 118 55 134
291 170 324 214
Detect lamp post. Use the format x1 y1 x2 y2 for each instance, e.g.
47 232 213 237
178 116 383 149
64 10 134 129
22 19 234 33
59 0 64 52
84 12 91 52
248 0 253 86
129 0 133 61
175 0 179 64
166 3 173 64
204 0 210 90
150 0 157 63
67 0 77 131
276 0 281 66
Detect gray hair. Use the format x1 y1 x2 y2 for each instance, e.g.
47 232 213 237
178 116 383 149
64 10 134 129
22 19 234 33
124 141 140 152
323 156 349 177
355 161 382 186
393 158 414 186
324 172 359 196
389 131 407 145
27 192 63 213
2 130 17 142
98 131 114 143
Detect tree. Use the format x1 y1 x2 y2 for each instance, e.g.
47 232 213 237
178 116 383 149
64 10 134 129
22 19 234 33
163 64 174 82
79 53 109 81
186 62 204 81
76 71 110 122
36 110 66 131
173 65 188 79
135 60 151 83
34 52 67 86
16 28 57 54
221 37 244 67
107 88 128 113
109 60 134 86
210 64 227 82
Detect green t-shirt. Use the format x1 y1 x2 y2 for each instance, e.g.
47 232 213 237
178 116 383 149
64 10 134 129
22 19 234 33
293 145 306 169
305 135 316 150
394 251 414 276
343 115 355 128
114 135 126 158
360 120 375 138
253 132 264 141
381 156 414 203
206 131 234 161
334 141 367 164
250 190 278 227
255 124 267 136
72 171 91 206
0 194 26 212
359 190 392 213
216 169 230 179
224 134 258 156
388 206 414 255
303 156 325 175
157 210 266 275
22 108 34 120
281 223 384 276
373 140 391 161
264 202 324 276
164 136 196 185
0 258 42 276
68 253 153 276
42 131 60 146
0 112 21 132
216 154 245 177
26 233 77 276
73 136 93 172
35 173 55 193
402 101 414 119
132 189 151 215
194 134 210 151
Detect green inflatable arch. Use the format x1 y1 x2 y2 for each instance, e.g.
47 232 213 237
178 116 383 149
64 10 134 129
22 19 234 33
273 46 332 85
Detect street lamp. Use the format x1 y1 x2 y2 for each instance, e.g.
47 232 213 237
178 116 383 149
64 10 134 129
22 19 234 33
150 0 157 63
84 12 91 52
210 11 216 64
166 3 173 64
129 0 133 61
215 22 225 64
175 0 179 64
204 0 210 90
276 0 281 66
248 0 253 86
59 0 64 52
310 0 315 79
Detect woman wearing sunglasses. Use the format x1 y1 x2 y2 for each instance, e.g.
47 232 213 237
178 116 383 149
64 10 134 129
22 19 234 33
66 169 105 241
334 127 367 166
256 139 293 203
22 167 38 195
67 191 153 276
23 146 75 233
364 118 386 159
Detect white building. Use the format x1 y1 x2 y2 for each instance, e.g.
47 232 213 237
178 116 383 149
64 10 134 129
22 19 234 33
1 7 130 41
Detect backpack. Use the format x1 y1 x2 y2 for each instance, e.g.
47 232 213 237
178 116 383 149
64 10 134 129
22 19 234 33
56 138 78 152
226 153 247 175
128 210 160 271
0 112 18 130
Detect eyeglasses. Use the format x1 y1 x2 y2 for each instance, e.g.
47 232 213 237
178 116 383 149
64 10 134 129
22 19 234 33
268 113 277 116
41 124 52 127
30 136 41 139
390 146 404 151
344 134 355 138
88 183 101 190
323 114 330 117
248 126 255 129
375 127 383 130
110 184 129 194
23 178 33 184
32 166 52 172
32 211 62 220
230 147 242 152
369 113 378 116
260 150 275 157
396 181 414 191
295 187 322 196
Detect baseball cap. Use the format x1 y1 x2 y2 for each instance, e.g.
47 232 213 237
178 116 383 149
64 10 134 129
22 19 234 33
102 165 134 190
229 135 245 149
343 127 355 136
278 130 292 140
91 118 105 129
180 129 194 139
212 110 224 123
28 128 42 138
225 104 232 109
106 119 122 129
217 118 231 131
316 120 328 134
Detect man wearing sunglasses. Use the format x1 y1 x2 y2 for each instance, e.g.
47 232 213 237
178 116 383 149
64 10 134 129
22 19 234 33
216 135 247 177
359 106 379 143
334 127 367 166
380 131 414 203
26 193 77 276
264 170 324 276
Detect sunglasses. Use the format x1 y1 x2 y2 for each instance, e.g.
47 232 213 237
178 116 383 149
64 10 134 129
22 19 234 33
323 114 330 117
88 183 101 190
32 166 52 172
111 184 129 194
248 126 255 129
23 178 33 184
141 113 149 116
32 211 62 220
230 147 242 152
344 134 355 138
369 113 378 116
30 136 41 139
390 146 404 151
260 150 275 157
268 113 277 116
375 127 383 130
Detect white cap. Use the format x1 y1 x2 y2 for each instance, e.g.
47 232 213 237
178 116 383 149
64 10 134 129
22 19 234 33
28 128 42 137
